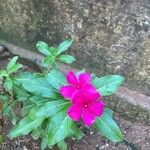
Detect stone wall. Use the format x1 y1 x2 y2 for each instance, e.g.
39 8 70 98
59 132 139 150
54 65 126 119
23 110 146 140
0 0 150 93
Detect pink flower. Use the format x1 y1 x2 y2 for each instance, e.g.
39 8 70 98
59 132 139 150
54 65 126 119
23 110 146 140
60 71 104 126
67 91 104 126
60 71 94 99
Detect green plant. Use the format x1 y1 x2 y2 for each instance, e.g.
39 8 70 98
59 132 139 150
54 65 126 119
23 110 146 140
0 39 125 150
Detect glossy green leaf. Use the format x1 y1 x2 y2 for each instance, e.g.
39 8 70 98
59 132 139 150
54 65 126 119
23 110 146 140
7 56 18 71
8 117 44 138
40 119 51 150
15 72 38 85
57 140 67 150
104 108 113 117
58 55 75 64
29 99 70 119
11 112 18 125
46 70 67 90
30 96 50 104
57 39 73 55
16 72 57 97
8 64 23 74
48 107 73 145
0 70 8 78
41 136 49 150
94 111 123 142
0 135 4 144
30 95 62 105
43 55 55 65
22 104 35 116
36 41 51 56
92 75 125 96
49 46 57 55
0 95 9 103
4 78 13 91
3 102 11 117
14 85 30 101
69 123 84 140
31 128 41 140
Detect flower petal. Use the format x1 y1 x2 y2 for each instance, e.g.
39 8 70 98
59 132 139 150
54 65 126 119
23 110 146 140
60 85 76 99
67 71 78 85
67 105 82 121
82 109 95 126
81 83 97 93
72 91 85 105
88 101 104 116
85 91 100 102
78 73 91 84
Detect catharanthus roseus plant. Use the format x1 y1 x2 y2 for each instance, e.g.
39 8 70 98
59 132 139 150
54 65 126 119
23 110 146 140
60 71 104 126
0 39 125 150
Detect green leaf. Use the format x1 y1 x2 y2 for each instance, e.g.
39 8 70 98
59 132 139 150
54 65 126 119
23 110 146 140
104 108 113 117
57 140 67 150
43 55 55 65
8 64 23 74
94 111 123 142
22 103 35 116
68 123 84 140
40 119 51 150
36 41 51 56
4 78 13 91
7 56 18 71
41 136 49 150
31 128 41 140
11 112 18 125
16 72 57 98
29 99 70 119
49 46 57 55
0 95 9 103
48 107 73 145
0 135 4 144
92 75 125 96
15 72 37 84
57 39 73 55
46 70 67 90
6 56 22 74
8 117 44 138
14 85 30 101
0 70 8 78
58 55 75 64
30 96 51 105
3 102 12 117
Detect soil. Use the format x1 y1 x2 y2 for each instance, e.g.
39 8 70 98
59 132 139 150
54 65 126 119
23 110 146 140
0 57 150 150
0 114 150 150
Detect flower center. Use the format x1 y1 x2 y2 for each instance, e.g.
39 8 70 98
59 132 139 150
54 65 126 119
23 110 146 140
84 104 88 108
77 85 80 89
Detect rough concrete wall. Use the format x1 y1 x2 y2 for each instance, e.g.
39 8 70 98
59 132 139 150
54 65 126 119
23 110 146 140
0 0 150 93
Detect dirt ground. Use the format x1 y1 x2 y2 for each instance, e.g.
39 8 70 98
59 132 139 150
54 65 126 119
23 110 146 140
0 57 150 150
0 114 149 150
